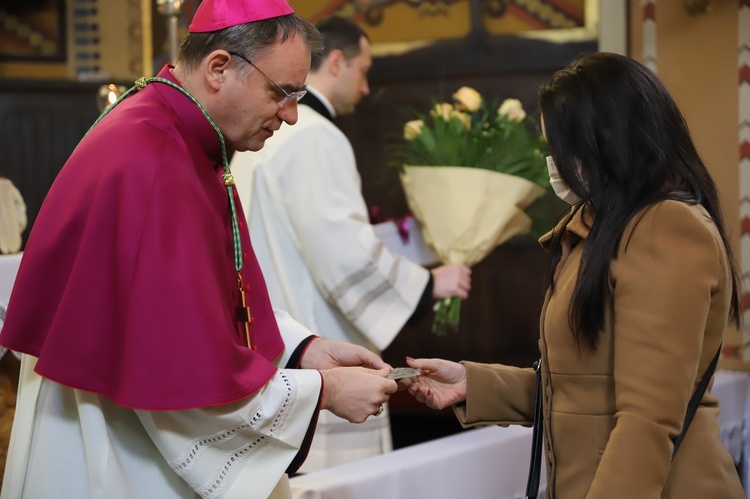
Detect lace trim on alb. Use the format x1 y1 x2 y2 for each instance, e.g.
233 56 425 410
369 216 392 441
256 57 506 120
174 370 296 499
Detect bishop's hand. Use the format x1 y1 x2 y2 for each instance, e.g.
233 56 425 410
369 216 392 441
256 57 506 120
301 337 389 371
319 367 397 423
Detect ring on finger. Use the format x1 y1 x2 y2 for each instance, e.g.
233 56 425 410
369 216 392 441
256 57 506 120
374 404 384 417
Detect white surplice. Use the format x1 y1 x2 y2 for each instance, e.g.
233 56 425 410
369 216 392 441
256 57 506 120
1 311 321 499
230 92 430 472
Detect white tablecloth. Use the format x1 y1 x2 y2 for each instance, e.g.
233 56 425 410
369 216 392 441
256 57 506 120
290 370 750 499
0 252 22 305
0 252 22 360
291 424 545 499
713 369 750 497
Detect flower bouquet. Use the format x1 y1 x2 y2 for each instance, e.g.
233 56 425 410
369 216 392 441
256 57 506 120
392 87 549 335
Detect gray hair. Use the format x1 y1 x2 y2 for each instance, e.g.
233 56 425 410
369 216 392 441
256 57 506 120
178 13 325 78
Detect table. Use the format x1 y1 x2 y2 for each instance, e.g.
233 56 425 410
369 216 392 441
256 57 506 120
713 369 750 497
290 370 750 499
291 424 545 499
0 252 22 305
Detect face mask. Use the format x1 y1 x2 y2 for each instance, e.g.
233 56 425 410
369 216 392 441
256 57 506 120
546 155 583 205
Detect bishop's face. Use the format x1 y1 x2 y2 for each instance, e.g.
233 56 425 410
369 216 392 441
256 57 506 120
217 33 311 152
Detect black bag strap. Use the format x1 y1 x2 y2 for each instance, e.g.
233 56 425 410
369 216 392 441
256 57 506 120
525 359 543 499
672 345 721 458
523 346 721 499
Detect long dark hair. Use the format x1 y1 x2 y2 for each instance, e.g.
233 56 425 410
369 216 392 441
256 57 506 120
539 52 741 349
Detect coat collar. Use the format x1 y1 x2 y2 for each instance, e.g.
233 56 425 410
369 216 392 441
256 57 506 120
539 204 594 250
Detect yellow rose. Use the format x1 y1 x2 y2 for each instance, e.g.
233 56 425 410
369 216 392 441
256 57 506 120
430 102 454 122
452 86 482 112
498 98 526 123
451 110 472 130
403 119 424 140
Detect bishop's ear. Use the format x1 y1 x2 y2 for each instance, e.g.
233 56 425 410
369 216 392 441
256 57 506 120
204 50 233 90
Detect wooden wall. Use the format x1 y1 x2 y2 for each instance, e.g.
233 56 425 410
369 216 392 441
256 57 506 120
0 79 102 244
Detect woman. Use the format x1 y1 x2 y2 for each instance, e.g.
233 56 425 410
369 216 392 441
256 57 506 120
405 53 745 498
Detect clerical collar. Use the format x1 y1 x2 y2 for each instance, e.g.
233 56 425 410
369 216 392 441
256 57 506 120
304 86 336 118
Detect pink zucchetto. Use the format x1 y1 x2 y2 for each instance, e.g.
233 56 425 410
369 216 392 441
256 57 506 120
189 0 295 33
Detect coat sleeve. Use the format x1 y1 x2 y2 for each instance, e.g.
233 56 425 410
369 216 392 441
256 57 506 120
136 369 322 499
273 123 430 351
454 361 536 427
586 201 725 499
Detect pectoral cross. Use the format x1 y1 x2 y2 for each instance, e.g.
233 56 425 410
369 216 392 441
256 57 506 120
237 276 254 349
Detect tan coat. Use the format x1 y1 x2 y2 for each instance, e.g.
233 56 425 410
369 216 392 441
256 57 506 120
454 200 744 498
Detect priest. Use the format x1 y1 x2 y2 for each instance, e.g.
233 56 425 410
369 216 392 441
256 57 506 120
0 1 397 498
229 16 472 471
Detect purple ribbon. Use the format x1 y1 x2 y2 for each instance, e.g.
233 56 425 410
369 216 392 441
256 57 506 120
369 206 413 245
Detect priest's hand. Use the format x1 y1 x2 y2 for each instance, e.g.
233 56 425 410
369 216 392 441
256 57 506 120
402 357 467 410
301 337 390 371
320 367 398 423
431 264 472 299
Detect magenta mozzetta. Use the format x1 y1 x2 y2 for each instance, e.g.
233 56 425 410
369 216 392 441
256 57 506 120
0 66 285 410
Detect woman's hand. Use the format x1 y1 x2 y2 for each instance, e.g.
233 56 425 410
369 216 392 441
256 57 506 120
402 357 467 410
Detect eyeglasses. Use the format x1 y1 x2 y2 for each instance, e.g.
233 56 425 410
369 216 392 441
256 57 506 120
228 51 307 108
